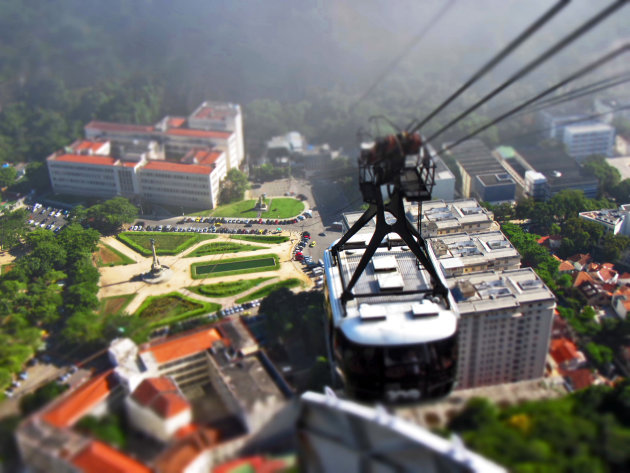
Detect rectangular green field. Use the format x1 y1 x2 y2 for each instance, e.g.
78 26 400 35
191 254 279 279
196 257 276 275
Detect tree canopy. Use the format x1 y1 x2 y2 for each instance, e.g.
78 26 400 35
219 169 250 204
448 381 630 473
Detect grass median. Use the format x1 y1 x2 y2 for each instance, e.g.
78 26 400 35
191 254 279 279
235 278 303 303
118 232 217 256
230 235 289 244
188 277 274 297
185 241 265 257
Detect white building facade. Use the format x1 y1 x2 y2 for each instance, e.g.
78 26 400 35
563 123 615 162
450 269 556 389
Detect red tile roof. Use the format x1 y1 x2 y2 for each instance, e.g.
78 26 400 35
166 128 231 139
568 253 592 266
52 154 117 166
142 161 213 175
573 271 596 288
42 370 117 428
550 338 579 365
192 105 231 121
85 121 154 134
167 117 187 129
72 440 151 473
182 148 223 166
122 161 140 168
597 268 618 282
558 261 575 272
71 140 108 153
143 328 223 364
154 427 218 473
561 368 594 391
131 377 190 419
619 272 630 280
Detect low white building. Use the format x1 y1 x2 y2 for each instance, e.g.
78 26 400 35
579 204 630 236
126 377 192 443
563 122 615 162
46 141 227 209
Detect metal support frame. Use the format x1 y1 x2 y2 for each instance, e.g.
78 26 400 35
330 186 448 306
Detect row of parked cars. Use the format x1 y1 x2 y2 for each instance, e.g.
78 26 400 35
128 223 271 235
220 299 262 317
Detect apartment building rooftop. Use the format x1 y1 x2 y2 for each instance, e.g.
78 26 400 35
449 268 555 314
416 199 499 235
428 231 520 275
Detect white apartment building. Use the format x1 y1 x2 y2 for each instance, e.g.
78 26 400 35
563 122 615 162
85 100 244 170
579 204 630 236
188 101 244 167
427 231 521 277
415 199 499 237
47 141 226 209
449 269 555 389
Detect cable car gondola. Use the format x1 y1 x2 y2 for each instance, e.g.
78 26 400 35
324 132 459 404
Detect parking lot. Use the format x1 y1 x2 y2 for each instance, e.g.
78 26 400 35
26 202 69 232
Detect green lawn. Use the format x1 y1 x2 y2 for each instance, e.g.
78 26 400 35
118 232 217 256
185 241 265 257
260 198 305 218
206 199 264 218
196 197 303 219
236 278 303 303
188 277 273 297
231 235 289 244
94 243 135 267
98 294 136 316
135 292 221 327
191 254 279 279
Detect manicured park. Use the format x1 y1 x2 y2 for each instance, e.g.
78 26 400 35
191 254 279 279
94 243 135 267
118 232 217 256
185 241 265 257
135 292 221 327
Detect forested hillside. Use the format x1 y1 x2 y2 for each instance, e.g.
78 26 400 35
0 0 627 161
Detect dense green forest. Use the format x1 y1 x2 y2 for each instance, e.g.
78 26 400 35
0 0 627 165
448 381 630 473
